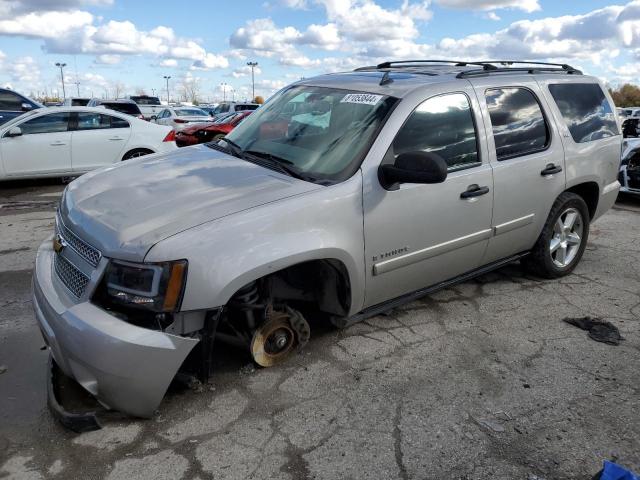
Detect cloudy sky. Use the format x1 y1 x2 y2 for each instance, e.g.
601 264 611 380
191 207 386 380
1 0 640 101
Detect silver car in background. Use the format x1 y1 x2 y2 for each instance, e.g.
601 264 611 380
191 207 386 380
153 106 213 131
32 60 621 424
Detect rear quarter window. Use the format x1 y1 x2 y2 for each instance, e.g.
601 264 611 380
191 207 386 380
548 83 618 143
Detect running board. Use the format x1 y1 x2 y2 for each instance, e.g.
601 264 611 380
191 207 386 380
334 252 529 328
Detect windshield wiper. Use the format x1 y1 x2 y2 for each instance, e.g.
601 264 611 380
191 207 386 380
244 150 315 182
217 138 247 160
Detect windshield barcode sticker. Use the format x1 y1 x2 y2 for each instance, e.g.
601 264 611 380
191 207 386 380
341 93 383 106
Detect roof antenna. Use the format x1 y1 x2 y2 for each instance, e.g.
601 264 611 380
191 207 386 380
379 71 393 86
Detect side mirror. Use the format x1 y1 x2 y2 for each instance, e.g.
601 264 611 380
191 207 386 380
379 151 448 190
6 126 22 138
21 103 33 112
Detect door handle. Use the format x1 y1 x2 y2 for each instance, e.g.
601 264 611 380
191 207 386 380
460 184 490 199
541 163 562 176
108 137 123 141
50 142 66 146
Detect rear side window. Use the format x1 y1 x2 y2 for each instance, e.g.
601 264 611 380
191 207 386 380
548 83 618 143
19 112 70 135
392 93 479 171
104 102 141 115
110 115 130 128
485 88 549 161
236 104 258 111
130 96 161 105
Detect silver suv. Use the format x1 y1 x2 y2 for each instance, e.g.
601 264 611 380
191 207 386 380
33 60 621 422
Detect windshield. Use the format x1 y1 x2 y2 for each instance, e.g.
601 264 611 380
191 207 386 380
175 108 207 117
223 86 397 183
131 96 161 105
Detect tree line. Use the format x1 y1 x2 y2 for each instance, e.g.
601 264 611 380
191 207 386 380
609 84 640 107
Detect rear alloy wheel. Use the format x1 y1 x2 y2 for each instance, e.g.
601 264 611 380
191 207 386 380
549 207 584 268
122 149 153 161
523 192 590 278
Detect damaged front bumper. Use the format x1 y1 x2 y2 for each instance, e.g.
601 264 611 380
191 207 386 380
32 239 200 418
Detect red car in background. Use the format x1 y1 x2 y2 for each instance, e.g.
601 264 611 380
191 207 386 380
175 110 253 147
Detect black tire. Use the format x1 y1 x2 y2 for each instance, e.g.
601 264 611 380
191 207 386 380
523 192 590 279
122 148 153 161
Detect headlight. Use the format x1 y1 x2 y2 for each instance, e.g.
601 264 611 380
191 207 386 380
103 259 187 312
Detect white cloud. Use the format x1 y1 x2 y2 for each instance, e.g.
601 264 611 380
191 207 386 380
192 53 229 70
230 18 302 53
95 53 120 64
159 58 178 68
0 5 228 71
231 64 263 78
434 0 540 13
0 9 93 38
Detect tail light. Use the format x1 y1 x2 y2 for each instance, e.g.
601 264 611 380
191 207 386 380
138 114 146 120
163 130 176 142
174 119 187 124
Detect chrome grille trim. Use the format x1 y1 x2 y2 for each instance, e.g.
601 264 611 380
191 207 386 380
54 253 90 298
56 213 102 267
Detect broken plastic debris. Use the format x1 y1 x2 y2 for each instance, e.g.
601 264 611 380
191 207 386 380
563 317 623 346
0 365 7 375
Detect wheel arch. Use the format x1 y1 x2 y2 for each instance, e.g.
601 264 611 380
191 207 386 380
565 181 599 220
122 147 155 161
217 251 357 318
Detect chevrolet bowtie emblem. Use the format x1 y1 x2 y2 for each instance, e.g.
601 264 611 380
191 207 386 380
53 234 66 254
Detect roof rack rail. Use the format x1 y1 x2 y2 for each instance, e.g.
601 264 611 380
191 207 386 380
480 60 577 70
370 60 498 70
457 65 582 78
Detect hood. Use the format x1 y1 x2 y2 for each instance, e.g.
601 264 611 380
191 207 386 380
61 146 321 261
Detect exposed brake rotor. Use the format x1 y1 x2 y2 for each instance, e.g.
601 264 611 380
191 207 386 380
250 306 310 367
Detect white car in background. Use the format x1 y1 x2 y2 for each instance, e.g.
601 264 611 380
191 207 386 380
153 107 213 131
0 106 177 181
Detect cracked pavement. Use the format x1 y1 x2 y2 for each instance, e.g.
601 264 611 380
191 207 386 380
0 180 639 480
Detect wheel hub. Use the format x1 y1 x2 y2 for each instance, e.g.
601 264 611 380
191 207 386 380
250 311 297 367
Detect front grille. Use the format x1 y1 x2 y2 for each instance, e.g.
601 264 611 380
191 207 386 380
56 215 102 267
54 254 90 298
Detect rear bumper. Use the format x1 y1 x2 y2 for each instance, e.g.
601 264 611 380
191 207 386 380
32 239 199 418
593 180 621 221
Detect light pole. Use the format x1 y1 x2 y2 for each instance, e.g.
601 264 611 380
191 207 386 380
247 61 258 101
163 75 171 103
74 80 80 97
220 82 227 102
55 62 67 99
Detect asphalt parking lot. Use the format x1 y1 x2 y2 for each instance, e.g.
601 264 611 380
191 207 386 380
0 180 639 480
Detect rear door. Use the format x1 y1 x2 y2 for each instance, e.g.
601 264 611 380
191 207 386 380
0 111 72 176
537 80 621 197
70 112 132 171
468 77 566 264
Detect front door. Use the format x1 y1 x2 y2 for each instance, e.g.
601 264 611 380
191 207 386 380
71 112 132 171
468 78 566 264
363 89 494 307
0 111 72 176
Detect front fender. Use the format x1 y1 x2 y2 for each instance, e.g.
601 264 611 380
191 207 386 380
145 174 366 316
